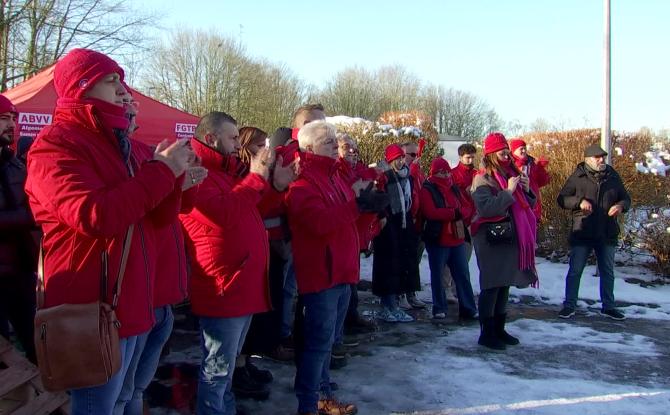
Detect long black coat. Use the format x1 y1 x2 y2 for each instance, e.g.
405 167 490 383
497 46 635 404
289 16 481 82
372 170 421 296
0 148 38 276
557 163 631 246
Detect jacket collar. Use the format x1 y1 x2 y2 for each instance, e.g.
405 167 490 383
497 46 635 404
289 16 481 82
301 152 337 176
191 138 245 177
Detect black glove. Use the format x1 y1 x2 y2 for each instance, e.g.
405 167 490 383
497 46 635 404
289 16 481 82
356 185 390 213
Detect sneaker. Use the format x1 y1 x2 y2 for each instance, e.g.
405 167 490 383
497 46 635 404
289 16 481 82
246 360 273 384
398 295 412 310
318 398 358 415
342 336 360 347
600 308 626 321
392 309 414 322
407 293 427 309
331 343 347 359
432 312 446 319
558 307 576 319
378 307 398 322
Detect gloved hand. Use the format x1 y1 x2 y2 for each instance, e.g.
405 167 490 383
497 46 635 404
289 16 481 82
356 182 390 213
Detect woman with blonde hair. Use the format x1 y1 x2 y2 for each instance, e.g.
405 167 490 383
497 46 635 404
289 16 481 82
470 132 538 350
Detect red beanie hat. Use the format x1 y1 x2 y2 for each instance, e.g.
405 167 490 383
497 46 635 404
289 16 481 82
54 48 125 99
508 139 527 155
385 144 405 162
483 132 508 155
0 95 17 115
429 157 451 176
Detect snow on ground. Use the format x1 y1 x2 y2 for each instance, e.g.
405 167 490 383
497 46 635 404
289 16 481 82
360 252 670 320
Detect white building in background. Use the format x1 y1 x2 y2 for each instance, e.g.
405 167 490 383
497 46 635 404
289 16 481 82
438 134 468 166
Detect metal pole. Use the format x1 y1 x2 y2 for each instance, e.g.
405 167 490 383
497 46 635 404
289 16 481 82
602 0 611 163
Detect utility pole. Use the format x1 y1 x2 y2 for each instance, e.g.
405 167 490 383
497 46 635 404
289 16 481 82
601 0 612 162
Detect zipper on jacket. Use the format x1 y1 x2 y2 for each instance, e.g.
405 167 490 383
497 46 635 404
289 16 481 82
137 222 153 323
170 223 187 299
39 323 52 378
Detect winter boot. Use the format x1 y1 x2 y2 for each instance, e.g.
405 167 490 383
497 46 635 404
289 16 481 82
477 317 506 350
494 313 519 346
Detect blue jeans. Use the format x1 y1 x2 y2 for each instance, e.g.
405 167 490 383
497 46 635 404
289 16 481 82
295 284 350 414
564 243 616 310
282 260 297 339
426 243 477 316
70 336 139 415
197 315 252 415
115 306 174 415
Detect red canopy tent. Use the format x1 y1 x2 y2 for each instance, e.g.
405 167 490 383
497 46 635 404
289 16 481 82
4 66 199 146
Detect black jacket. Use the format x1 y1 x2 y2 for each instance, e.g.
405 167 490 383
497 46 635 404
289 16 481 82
557 162 631 245
0 147 37 276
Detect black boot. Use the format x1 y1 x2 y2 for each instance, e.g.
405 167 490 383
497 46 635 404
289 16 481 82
246 360 273 384
478 317 506 350
494 313 519 346
232 366 270 400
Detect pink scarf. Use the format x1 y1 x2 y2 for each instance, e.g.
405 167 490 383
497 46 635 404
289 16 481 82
494 168 538 285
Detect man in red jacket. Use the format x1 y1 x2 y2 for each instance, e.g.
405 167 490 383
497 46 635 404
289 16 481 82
26 48 194 414
287 121 364 415
509 139 550 223
179 111 282 415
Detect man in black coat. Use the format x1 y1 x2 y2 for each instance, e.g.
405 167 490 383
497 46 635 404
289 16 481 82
556 144 631 321
0 94 38 362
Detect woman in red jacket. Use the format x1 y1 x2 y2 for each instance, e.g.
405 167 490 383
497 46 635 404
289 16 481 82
25 49 194 414
420 158 477 320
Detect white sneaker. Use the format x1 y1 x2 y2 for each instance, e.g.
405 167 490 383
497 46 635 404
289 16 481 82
378 307 399 322
407 293 427 309
398 295 412 310
393 309 414 322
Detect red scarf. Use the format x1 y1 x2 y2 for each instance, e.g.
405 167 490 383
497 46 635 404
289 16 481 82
429 176 460 210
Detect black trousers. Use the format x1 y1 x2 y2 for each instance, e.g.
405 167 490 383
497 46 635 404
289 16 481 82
0 272 37 363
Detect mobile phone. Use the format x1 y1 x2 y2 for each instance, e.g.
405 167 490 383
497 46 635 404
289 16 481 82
264 138 270 149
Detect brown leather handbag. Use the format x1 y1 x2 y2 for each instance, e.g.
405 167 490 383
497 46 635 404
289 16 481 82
34 225 134 392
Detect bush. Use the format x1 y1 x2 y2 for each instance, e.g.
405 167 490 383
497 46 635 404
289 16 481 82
329 110 441 175
516 129 670 267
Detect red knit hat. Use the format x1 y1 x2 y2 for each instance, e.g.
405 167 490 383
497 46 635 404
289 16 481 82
509 139 527 155
483 132 508 155
0 95 17 115
385 144 405 162
429 157 451 176
54 48 125 99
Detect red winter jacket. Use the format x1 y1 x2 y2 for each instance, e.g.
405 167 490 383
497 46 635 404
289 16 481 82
409 161 425 220
513 155 550 221
287 153 360 295
420 177 474 247
335 159 383 252
133 142 189 308
179 139 271 318
25 104 179 338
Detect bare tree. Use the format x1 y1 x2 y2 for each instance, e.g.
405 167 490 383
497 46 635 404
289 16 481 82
142 29 306 132
1 0 157 90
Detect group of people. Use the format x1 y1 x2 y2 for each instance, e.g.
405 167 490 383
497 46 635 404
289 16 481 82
0 48 632 415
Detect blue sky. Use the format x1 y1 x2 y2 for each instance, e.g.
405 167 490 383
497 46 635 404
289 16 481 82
139 0 669 132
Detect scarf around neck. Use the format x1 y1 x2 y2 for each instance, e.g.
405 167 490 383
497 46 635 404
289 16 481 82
388 166 412 228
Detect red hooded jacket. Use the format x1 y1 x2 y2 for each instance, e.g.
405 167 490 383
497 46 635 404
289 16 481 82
179 139 271 318
287 153 360 295
25 103 180 338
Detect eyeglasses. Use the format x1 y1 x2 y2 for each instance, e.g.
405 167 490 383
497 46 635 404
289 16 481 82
406 152 417 158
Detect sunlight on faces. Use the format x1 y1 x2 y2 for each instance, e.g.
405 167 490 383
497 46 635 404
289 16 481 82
247 136 266 156
586 155 607 171
404 143 418 164
459 153 475 166
495 148 511 163
390 156 406 171
206 121 240 156
338 135 358 166
299 121 339 159
84 73 127 106
513 145 527 159
0 113 16 145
